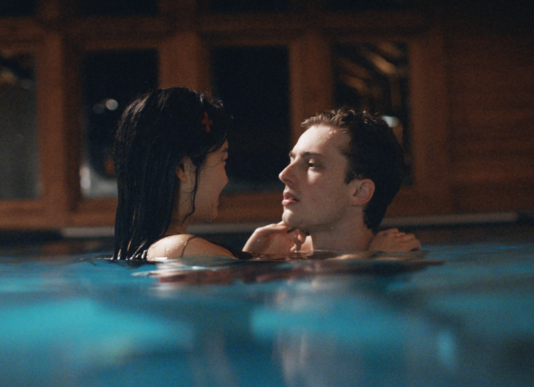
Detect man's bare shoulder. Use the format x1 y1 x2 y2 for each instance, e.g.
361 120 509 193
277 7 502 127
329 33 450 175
147 234 234 260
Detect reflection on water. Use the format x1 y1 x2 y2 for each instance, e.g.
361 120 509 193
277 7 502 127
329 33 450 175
1 243 533 386
144 250 437 286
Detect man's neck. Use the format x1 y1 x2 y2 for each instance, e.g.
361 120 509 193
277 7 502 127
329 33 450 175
308 222 374 252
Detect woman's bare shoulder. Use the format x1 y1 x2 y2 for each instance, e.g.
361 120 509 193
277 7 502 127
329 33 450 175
147 234 234 260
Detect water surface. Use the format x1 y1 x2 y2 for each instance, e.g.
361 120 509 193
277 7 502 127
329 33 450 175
1 237 533 386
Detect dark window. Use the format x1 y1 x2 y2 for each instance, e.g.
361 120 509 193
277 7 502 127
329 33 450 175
333 42 412 184
211 46 290 192
78 0 158 17
81 50 158 198
0 0 35 17
328 0 414 12
0 52 39 199
205 0 289 14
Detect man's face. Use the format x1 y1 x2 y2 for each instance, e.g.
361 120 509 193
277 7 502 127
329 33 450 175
279 124 355 233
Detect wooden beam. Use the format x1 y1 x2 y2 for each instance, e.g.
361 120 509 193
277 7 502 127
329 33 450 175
289 30 333 145
36 33 81 224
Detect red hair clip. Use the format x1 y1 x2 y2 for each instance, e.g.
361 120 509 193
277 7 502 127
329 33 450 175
202 112 213 133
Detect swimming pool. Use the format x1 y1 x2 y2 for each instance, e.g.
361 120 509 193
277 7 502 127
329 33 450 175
1 228 533 387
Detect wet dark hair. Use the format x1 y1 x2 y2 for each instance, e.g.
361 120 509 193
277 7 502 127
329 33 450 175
112 87 230 260
302 108 405 233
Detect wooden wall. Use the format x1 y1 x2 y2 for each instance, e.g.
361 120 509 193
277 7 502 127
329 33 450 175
0 0 533 231
441 1 534 214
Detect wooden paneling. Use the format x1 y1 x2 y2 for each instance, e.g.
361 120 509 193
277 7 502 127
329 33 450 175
387 24 452 216
217 192 283 223
159 32 210 91
0 19 42 42
445 22 534 212
289 30 334 144
453 181 534 213
37 34 81 222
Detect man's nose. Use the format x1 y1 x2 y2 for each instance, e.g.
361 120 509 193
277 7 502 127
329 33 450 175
279 163 293 184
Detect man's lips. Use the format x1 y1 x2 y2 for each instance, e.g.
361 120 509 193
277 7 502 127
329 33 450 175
282 191 299 206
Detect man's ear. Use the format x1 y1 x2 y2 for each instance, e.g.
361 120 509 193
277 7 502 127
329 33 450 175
349 179 375 206
175 156 194 184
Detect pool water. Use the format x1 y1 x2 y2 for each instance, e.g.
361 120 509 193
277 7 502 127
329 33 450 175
1 235 533 386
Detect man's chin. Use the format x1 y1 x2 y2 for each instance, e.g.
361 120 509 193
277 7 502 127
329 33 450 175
281 211 301 229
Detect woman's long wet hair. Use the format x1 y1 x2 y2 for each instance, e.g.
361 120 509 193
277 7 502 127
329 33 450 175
112 88 230 260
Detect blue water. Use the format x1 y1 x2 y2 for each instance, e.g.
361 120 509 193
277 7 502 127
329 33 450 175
1 239 533 386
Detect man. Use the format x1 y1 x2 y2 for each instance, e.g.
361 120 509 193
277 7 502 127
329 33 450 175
244 108 420 253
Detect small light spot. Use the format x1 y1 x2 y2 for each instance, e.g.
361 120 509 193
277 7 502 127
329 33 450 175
105 99 119 111
381 115 400 128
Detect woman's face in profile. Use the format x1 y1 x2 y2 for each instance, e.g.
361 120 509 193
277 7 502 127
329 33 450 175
192 140 229 221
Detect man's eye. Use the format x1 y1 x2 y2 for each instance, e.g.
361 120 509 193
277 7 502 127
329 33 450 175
308 162 317 168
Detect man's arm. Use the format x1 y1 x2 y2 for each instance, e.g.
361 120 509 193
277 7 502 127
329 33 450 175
244 225 421 254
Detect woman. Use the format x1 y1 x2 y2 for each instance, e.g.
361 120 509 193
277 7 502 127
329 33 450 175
113 87 240 260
